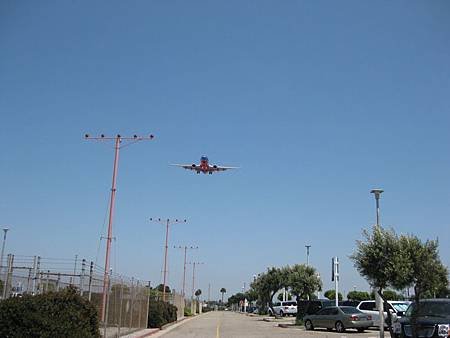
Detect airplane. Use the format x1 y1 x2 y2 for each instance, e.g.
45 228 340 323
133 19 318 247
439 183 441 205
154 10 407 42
171 156 238 174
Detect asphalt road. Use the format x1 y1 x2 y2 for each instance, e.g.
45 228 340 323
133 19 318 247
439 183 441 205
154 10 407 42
158 311 380 338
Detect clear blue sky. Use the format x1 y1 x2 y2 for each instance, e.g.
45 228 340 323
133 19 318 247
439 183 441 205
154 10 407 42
1 1 449 300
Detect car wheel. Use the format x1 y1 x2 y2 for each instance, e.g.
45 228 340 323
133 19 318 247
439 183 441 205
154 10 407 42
335 321 346 333
279 310 284 317
305 320 314 331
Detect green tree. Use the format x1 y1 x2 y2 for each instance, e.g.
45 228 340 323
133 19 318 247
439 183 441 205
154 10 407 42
351 226 449 338
220 288 226 303
392 235 449 338
347 291 370 301
195 289 202 300
324 289 342 301
286 264 322 324
287 264 321 301
251 267 284 310
351 225 407 337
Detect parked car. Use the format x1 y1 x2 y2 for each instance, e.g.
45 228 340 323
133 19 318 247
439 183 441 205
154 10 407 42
394 299 450 338
269 301 297 316
297 299 335 317
357 300 411 327
304 306 373 333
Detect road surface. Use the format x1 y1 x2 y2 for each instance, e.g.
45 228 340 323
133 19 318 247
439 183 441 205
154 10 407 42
159 311 378 338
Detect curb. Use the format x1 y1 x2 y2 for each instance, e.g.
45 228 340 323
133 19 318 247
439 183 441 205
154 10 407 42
146 313 204 337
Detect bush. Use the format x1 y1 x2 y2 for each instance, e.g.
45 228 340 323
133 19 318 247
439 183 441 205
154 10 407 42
184 306 192 316
0 287 100 338
147 300 178 328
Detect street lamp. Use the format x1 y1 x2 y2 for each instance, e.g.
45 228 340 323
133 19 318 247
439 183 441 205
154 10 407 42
305 245 311 266
370 188 384 338
0 228 10 276
370 189 383 226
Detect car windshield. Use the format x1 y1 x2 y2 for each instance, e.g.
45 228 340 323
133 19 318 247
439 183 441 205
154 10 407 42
340 306 362 314
405 302 450 317
391 303 410 312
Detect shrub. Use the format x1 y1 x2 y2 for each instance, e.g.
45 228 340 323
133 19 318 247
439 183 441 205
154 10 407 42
184 306 192 317
147 300 177 328
0 287 100 338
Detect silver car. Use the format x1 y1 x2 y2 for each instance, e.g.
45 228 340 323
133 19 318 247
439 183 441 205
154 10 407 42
304 306 373 333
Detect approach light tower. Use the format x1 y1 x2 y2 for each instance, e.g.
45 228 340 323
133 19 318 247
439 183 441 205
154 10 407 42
150 218 186 301
174 245 198 298
85 133 154 322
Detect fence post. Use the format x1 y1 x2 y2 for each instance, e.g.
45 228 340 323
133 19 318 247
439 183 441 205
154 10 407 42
137 281 142 329
45 270 50 293
118 277 124 337
56 273 61 291
80 259 86 296
88 261 93 301
129 277 134 329
144 281 150 329
26 267 32 293
33 256 41 295
2 254 13 299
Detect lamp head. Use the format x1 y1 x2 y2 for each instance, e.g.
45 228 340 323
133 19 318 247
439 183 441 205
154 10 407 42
370 189 384 199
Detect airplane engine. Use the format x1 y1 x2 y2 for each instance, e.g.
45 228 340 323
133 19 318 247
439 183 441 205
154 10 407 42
192 164 196 167
213 165 217 168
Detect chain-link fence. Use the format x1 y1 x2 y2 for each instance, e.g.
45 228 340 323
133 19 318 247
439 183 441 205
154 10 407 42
0 254 150 337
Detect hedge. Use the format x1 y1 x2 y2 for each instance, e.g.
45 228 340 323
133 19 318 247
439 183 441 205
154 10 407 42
147 300 177 328
0 287 100 338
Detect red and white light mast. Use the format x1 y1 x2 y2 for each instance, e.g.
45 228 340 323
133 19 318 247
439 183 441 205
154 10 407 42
85 133 154 322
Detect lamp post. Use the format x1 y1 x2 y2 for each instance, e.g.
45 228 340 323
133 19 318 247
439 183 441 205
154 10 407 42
370 189 383 227
371 188 384 338
0 228 10 278
305 245 311 266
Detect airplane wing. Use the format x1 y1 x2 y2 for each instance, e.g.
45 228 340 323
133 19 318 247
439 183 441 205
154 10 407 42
170 164 199 171
209 165 239 172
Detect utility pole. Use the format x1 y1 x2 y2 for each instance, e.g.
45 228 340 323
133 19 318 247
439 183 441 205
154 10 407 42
208 283 211 303
0 227 10 278
85 133 154 322
150 218 186 301
174 245 197 298
371 188 384 338
305 245 311 266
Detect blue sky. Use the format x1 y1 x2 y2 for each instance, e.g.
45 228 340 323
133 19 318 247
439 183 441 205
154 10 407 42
1 1 449 300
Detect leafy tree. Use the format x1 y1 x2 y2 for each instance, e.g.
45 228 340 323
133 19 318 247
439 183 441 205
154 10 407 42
347 291 370 301
220 288 226 303
351 226 449 338
369 289 404 301
195 289 202 300
351 225 407 337
288 264 322 301
392 235 449 338
251 267 284 310
324 289 342 301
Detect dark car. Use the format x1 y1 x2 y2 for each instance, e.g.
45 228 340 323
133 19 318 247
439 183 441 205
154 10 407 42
395 299 450 338
297 299 335 317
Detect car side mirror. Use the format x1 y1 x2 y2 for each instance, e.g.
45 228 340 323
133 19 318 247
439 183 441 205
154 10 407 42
397 311 404 317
